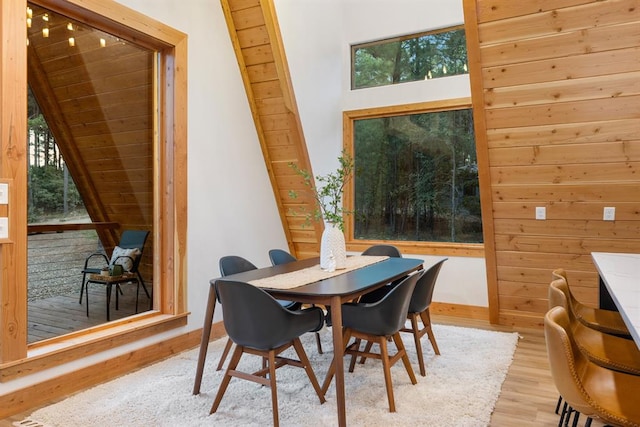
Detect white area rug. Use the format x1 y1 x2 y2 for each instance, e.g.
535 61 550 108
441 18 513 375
20 324 518 427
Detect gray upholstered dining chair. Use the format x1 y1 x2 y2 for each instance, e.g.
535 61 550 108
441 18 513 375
268 248 324 354
400 258 446 375
268 248 297 265
210 279 326 426
359 259 447 376
215 255 300 371
358 244 404 303
322 270 424 413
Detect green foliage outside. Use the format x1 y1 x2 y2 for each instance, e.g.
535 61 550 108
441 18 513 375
288 151 355 232
353 28 468 89
354 109 482 243
28 89 86 223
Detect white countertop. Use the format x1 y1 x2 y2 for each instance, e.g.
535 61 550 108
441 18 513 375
591 252 640 349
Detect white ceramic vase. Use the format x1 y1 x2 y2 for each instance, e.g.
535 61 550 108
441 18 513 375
320 221 346 270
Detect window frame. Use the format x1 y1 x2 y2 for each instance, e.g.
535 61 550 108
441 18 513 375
0 0 187 380
343 98 484 258
350 25 468 90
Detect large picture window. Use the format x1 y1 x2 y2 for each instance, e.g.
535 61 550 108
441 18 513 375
345 100 482 250
351 26 468 90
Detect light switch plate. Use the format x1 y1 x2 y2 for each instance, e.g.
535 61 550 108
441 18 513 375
603 207 615 221
0 183 8 205
535 206 546 220
0 217 8 239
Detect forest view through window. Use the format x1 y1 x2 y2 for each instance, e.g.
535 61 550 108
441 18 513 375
28 89 86 223
351 106 482 244
352 26 468 90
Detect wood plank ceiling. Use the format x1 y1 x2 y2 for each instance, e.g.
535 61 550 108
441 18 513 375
220 0 323 259
27 3 154 272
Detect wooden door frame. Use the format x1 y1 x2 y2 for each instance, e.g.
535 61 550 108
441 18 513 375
0 0 188 370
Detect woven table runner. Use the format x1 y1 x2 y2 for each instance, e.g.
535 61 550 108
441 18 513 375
248 255 389 290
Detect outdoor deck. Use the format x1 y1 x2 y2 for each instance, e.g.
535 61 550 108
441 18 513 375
28 282 152 343
27 229 152 343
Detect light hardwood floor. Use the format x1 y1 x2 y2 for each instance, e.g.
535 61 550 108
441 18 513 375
1 315 605 426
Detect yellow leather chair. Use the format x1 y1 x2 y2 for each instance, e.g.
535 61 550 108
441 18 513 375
549 278 640 376
544 306 640 427
552 268 630 338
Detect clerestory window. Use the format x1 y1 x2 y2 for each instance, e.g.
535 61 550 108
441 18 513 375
351 26 468 90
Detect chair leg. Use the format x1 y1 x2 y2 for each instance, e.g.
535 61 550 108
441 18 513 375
315 331 323 354
358 341 374 365
79 273 88 303
571 410 580 427
348 338 362 373
210 345 244 414
135 280 140 314
379 337 396 412
420 309 440 355
85 280 90 317
292 338 325 404
136 272 152 311
267 350 279 427
392 332 417 385
216 338 234 371
409 313 426 376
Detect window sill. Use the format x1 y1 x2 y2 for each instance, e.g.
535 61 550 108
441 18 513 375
347 240 484 258
0 312 188 382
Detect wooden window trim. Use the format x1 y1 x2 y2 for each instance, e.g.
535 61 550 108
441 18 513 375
343 98 484 258
0 0 187 377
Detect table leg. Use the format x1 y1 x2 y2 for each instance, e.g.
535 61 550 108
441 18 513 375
193 284 217 395
329 296 347 427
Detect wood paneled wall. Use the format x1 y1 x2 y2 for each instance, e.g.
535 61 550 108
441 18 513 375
464 0 640 327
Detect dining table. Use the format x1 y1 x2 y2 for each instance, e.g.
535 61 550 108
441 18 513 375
591 252 640 350
192 255 425 426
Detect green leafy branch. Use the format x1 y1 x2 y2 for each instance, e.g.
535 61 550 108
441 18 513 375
288 151 355 232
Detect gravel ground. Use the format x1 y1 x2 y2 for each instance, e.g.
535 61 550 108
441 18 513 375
28 230 102 301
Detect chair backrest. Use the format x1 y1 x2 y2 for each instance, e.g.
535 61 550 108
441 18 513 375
119 230 150 250
552 268 578 302
544 306 595 416
408 259 446 314
268 249 297 266
362 270 424 335
219 255 257 277
216 280 318 350
362 244 402 258
552 268 567 282
548 277 581 322
111 230 149 273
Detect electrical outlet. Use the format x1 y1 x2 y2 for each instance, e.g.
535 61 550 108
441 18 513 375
535 206 546 220
0 217 8 239
603 207 615 221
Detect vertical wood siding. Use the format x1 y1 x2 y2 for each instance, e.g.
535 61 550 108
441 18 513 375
466 0 640 327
